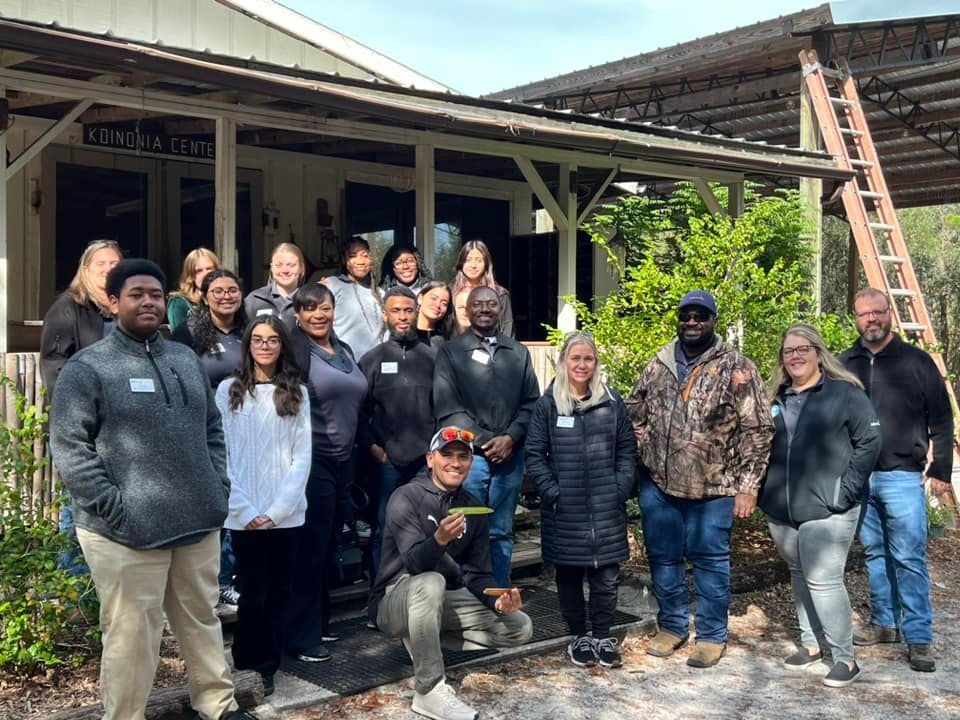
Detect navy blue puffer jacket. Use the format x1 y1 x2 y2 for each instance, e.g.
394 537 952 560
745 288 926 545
525 385 636 567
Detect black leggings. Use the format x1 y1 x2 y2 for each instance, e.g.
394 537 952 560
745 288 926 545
555 563 620 639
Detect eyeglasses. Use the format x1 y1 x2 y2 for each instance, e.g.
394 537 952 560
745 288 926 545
855 309 889 319
393 257 418 268
209 287 241 299
251 336 281 348
439 427 475 444
782 344 815 358
678 310 712 323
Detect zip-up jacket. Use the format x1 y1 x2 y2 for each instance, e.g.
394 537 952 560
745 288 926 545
433 332 540 448
525 385 636 567
759 375 881 524
40 293 106 395
49 329 229 550
244 281 298 330
358 336 437 467
368 472 498 623
841 333 954 481
627 337 774 499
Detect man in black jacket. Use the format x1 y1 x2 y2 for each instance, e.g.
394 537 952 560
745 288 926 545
359 286 438 576
433 286 541 586
841 287 954 673
371 427 532 720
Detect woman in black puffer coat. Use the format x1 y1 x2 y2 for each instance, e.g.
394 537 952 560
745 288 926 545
525 332 636 669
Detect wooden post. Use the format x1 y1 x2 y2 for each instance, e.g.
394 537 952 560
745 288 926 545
557 163 578 333
415 144 436 271
215 117 237 272
846 227 858 312
799 80 824 315
0 90 7 353
727 181 745 219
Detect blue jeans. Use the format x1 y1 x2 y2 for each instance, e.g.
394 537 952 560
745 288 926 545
463 451 525 587
859 470 933 643
638 477 734 644
58 499 90 576
372 458 426 578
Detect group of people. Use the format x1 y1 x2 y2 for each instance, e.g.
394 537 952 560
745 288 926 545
39 236 951 720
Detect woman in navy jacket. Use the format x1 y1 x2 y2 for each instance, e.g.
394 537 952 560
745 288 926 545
759 323 881 689
525 332 635 670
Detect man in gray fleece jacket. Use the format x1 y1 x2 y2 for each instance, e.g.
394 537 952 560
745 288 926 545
50 259 253 720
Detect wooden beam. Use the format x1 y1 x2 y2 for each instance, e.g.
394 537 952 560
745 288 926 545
0 91 6 352
215 117 238 272
576 167 617 226
514 157 568 231
557 163 578 333
0 51 35 68
799 79 823 314
727 181 745 218
6 98 93 180
693 178 725 216
415 144 436 271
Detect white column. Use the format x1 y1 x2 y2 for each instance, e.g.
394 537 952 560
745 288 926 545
215 117 238 272
557 163 578 333
0 90 7 353
415 144 435 270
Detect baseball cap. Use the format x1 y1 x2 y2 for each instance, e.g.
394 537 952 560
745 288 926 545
678 290 717 315
429 426 475 452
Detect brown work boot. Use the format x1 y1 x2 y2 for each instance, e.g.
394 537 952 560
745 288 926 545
853 623 900 646
646 630 688 657
687 641 726 668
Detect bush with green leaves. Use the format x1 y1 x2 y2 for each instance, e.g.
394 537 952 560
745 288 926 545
0 375 95 675
550 183 858 393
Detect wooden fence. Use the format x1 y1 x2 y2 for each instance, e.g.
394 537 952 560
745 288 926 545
1 343 559 524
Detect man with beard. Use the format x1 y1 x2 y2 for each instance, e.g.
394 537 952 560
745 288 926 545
840 287 953 673
627 290 773 668
433 285 541 587
359 286 439 578
49 259 253 720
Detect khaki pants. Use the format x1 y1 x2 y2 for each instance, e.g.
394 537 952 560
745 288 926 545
77 528 237 720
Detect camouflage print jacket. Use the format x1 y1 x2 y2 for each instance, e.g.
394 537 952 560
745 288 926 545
627 337 774 500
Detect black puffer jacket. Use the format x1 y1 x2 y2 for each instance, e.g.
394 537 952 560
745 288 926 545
525 385 636 567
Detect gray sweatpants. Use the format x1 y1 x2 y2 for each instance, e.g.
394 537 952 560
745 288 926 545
376 572 533 694
767 505 860 664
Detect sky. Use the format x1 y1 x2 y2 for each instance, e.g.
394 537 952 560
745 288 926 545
284 0 826 96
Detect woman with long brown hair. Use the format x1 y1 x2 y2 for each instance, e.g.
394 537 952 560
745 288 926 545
167 247 220 330
450 239 514 337
322 237 384 359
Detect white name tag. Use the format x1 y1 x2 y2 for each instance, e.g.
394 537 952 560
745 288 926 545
256 308 273 317
556 416 575 428
471 349 490 365
214 342 226 354
381 361 398 374
129 378 155 393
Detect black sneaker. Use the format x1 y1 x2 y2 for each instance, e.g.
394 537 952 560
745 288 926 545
783 648 823 670
218 586 241 609
260 673 275 697
594 637 622 668
908 644 936 672
294 644 331 663
568 635 597 667
822 661 861 688
320 632 340 642
853 623 900 646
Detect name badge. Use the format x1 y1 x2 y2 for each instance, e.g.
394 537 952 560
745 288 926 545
129 378 155 393
471 349 490 365
556 416 575 428
771 406 781 418
381 361 398 374
256 308 273 317
214 342 226 354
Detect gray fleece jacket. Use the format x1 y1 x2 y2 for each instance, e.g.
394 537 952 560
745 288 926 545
50 329 229 550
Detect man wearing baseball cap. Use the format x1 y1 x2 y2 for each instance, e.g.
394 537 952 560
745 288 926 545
369 426 532 720
627 290 773 668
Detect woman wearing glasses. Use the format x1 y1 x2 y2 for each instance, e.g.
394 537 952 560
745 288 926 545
380 244 431 294
759 323 881 688
244 243 306 329
525 332 636 670
216 315 310 697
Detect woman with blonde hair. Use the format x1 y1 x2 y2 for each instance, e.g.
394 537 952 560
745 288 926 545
759 323 881 688
40 239 122 393
450 240 514 337
525 332 635 669
245 242 306 330
167 247 220 330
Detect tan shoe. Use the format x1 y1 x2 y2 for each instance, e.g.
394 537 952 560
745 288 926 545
646 630 689 657
687 641 726 668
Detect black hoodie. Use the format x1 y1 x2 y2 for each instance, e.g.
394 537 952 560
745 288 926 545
368 472 497 623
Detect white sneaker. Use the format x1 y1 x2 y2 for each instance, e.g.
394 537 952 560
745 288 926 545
411 679 478 720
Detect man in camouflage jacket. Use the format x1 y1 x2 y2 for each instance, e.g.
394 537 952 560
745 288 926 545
627 290 774 669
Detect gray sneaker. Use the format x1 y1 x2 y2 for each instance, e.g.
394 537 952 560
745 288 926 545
411 679 478 720
822 661 861 688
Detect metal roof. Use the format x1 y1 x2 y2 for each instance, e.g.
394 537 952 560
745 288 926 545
489 4 960 208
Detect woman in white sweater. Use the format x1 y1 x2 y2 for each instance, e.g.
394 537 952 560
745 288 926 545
215 315 311 696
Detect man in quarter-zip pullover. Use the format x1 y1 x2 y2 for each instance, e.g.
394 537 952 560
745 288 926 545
50 260 253 720
627 290 773 669
840 287 954 673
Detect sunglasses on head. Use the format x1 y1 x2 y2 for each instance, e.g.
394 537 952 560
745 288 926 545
678 310 713 323
439 427 475 444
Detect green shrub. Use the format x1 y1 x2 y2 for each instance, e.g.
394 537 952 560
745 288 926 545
0 375 95 675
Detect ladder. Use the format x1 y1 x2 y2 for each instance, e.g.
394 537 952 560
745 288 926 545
800 49 960 494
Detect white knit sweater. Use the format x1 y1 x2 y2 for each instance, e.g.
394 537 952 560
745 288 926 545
215 380 311 530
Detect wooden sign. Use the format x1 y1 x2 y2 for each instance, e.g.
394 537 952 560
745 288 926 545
84 125 215 160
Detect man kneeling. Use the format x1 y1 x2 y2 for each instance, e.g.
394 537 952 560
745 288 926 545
369 426 533 720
